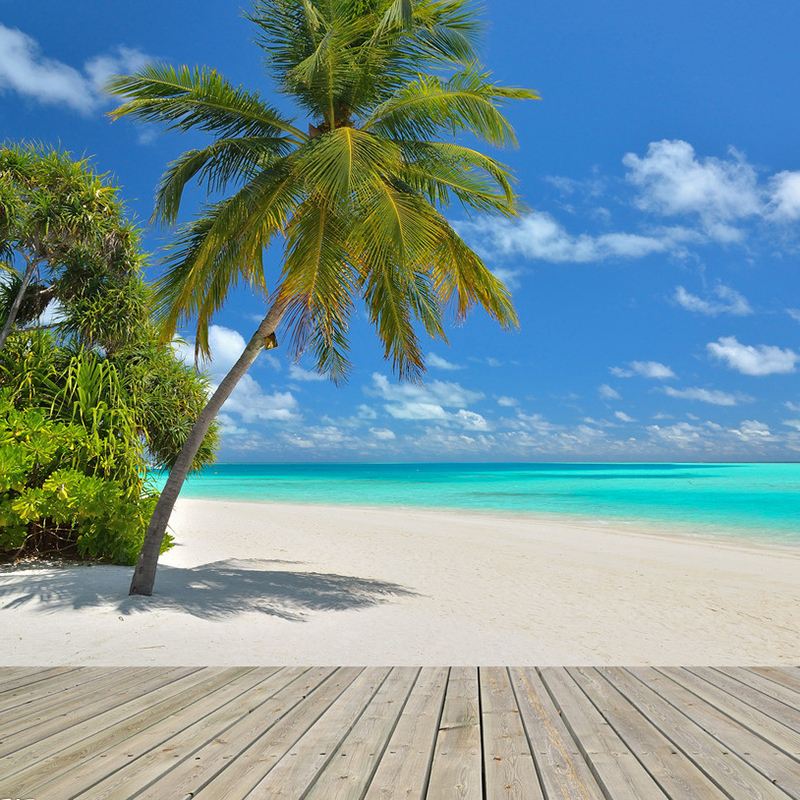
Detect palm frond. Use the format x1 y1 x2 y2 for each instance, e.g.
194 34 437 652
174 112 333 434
155 135 292 224
277 199 355 381
364 66 539 146
155 163 303 351
429 220 518 328
107 64 308 143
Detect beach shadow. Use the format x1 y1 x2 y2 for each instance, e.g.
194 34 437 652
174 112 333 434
0 558 416 621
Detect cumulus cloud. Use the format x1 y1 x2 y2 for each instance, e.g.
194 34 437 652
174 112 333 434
598 383 621 400
610 361 676 379
368 373 483 407
707 336 799 376
614 411 636 422
173 324 299 423
729 420 773 441
457 212 670 264
0 24 152 114
768 171 800 221
674 284 752 316
623 140 761 241
427 352 464 370
369 427 396 441
497 395 519 407
662 386 749 406
288 363 327 381
220 375 299 422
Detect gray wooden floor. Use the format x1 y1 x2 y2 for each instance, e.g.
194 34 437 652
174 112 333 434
1 666 799 799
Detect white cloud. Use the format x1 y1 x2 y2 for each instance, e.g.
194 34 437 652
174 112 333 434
786 309 800 323
457 212 669 264
647 422 705 447
288 363 327 381
707 336 799 376
368 373 484 408
369 427 396 441
610 361 676 379
427 352 464 370
220 375 299 422
623 140 761 240
785 401 800 412
84 47 151 92
497 395 519 407
173 324 300 423
768 171 800 221
456 409 491 431
729 420 773 441
674 284 752 316
614 411 636 422
662 386 748 406
0 24 152 114
386 402 449 420
357 404 378 420
598 383 621 400
782 419 800 432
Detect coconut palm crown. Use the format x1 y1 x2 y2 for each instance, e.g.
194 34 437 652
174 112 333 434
109 0 538 595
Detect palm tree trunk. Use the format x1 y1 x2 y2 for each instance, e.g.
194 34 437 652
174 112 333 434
0 257 39 351
129 297 289 596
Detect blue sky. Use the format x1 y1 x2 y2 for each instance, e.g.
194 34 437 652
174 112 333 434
2 0 799 462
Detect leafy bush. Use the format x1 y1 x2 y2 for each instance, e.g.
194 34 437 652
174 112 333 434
0 393 170 565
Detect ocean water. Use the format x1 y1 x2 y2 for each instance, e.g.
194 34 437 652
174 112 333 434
152 462 800 546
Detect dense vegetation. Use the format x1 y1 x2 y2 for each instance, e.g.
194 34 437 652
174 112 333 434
0 143 218 564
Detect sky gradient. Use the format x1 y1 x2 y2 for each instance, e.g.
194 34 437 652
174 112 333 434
2 0 799 461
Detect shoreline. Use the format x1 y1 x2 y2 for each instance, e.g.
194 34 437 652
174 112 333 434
2 498 799 665
168 494 800 555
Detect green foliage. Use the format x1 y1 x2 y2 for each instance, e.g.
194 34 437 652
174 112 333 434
0 144 220 564
0 391 167 566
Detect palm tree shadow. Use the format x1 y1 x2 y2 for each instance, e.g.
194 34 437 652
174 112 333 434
0 558 417 621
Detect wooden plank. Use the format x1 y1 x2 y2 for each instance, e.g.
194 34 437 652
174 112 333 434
133 667 337 800
687 667 800 736
569 668 726 800
664 668 800 757
243 667 391 799
0 666 109 714
363 666 448 800
303 667 419 800
716 668 800 730
68 667 305 800
480 666 543 800
751 667 800 695
648 668 800 799
3 667 257 795
426 666 483 800
540 667 669 800
510 667 605 800
0 667 146 737
0 667 195 759
192 667 364 799
0 667 78 697
601 667 790 800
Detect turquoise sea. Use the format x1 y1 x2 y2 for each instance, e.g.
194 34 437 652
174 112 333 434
155 462 800 547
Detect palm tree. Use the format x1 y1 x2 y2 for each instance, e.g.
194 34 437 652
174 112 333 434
109 0 537 596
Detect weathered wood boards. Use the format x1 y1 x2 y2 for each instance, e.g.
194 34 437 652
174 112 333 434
1 665 798 799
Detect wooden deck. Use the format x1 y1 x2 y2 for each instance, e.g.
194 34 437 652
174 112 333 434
1 666 799 799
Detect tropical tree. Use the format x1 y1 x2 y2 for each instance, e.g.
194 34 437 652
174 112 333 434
0 144 218 563
109 0 537 596
0 143 138 350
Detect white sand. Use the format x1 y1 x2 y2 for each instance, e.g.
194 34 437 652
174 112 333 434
1 498 799 665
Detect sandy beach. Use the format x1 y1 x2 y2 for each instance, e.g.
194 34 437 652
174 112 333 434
1 498 799 665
